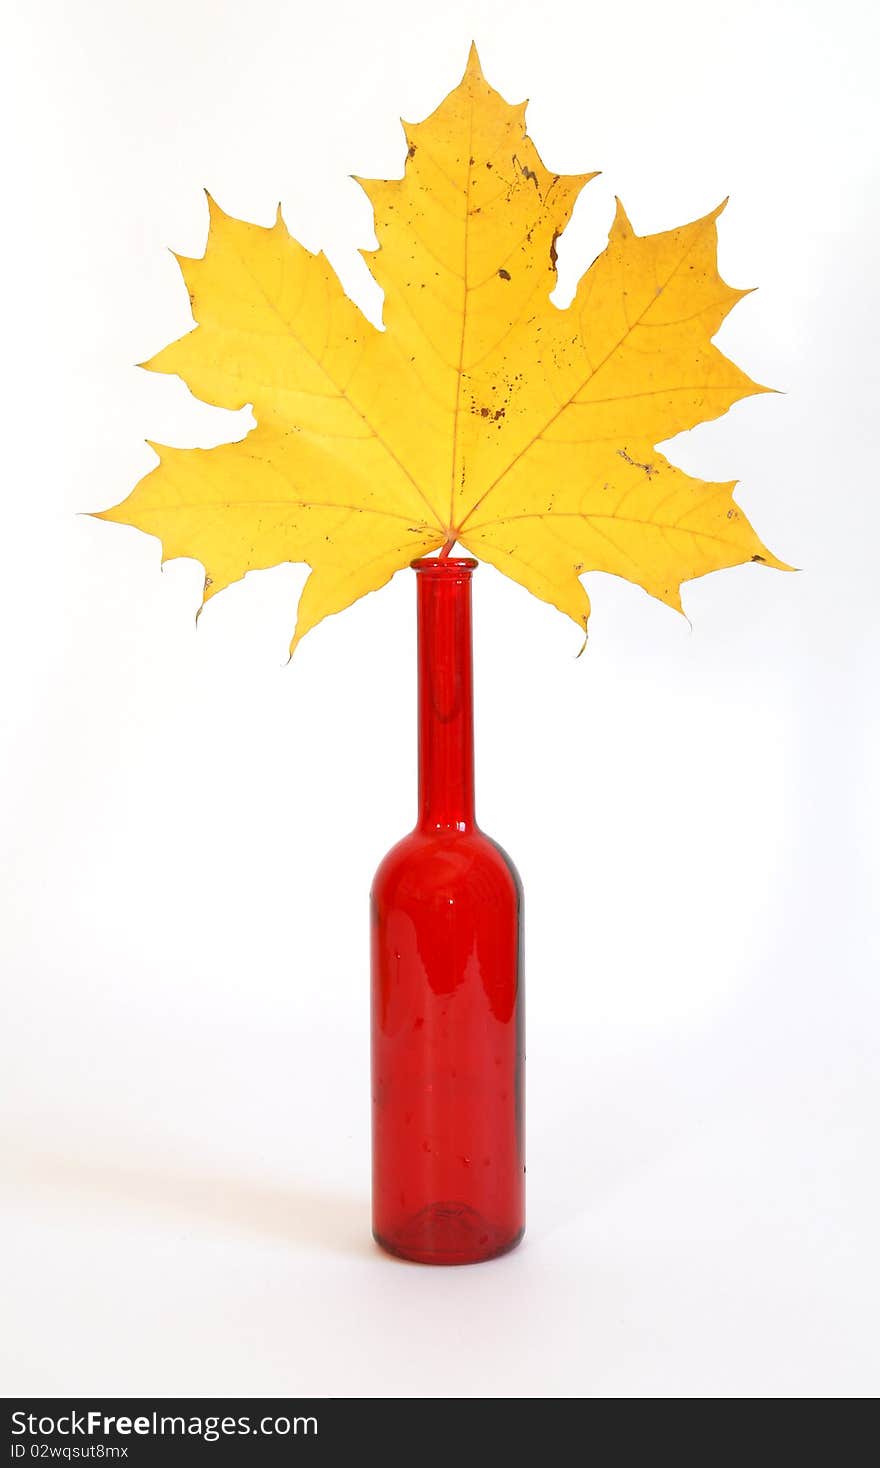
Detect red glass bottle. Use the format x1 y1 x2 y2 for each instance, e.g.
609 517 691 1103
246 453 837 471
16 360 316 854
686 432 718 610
370 557 525 1265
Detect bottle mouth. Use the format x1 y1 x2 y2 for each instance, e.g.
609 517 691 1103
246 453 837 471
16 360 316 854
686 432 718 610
411 556 477 574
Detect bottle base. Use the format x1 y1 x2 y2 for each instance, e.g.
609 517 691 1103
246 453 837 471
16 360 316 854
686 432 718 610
373 1201 524 1266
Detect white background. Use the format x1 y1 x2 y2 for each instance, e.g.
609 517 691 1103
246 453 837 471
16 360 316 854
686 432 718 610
1 0 878 1399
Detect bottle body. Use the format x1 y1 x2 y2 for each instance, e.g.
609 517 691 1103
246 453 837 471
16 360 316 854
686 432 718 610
371 827 524 1263
370 558 525 1265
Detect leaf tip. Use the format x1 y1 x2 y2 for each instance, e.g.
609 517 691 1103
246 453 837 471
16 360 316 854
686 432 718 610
203 188 227 227
465 40 485 80
755 549 798 573
612 197 633 236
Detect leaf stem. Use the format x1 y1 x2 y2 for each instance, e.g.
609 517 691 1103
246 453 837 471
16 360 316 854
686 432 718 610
438 535 457 559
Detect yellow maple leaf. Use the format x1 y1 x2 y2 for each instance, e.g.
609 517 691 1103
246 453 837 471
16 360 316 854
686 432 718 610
98 44 787 651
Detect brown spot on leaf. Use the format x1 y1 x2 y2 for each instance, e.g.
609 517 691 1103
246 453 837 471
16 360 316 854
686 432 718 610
512 153 539 191
617 447 658 477
498 268 511 281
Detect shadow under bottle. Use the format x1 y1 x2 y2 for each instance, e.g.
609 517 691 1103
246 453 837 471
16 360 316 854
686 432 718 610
370 557 525 1265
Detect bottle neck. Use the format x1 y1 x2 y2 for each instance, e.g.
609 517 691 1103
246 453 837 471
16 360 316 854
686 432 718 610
414 559 477 832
